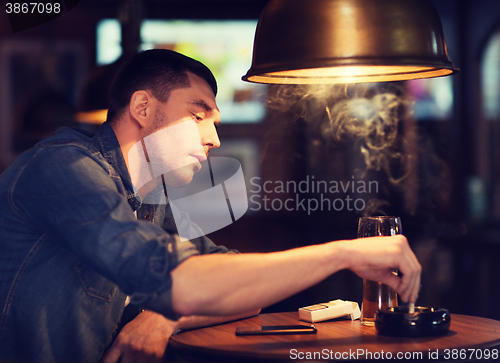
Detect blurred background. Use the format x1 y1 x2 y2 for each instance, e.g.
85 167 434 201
0 0 499 320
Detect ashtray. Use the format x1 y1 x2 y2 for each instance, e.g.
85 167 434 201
375 306 451 337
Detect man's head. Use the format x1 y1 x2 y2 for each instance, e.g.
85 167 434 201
107 49 217 124
110 49 221 192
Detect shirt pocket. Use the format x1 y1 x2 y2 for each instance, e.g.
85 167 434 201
75 260 118 302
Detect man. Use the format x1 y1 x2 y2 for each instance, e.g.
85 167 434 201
0 49 421 363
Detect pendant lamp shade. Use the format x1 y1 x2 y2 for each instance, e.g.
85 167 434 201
242 0 458 84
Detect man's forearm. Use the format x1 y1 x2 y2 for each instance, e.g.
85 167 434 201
171 241 345 316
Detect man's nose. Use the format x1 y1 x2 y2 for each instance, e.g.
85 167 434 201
202 123 221 150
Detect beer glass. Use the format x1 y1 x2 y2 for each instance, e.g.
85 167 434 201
357 216 401 326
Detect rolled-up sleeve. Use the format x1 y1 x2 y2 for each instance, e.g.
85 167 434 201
128 237 199 320
10 143 197 319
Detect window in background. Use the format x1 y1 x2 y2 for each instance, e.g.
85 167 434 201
96 19 266 124
482 30 500 120
96 19 122 66
480 27 500 219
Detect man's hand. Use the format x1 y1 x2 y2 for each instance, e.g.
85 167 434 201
101 310 177 363
100 309 260 363
341 235 421 303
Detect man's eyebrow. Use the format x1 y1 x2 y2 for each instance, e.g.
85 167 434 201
190 99 213 112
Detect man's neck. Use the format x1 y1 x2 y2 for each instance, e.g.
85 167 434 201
110 117 142 175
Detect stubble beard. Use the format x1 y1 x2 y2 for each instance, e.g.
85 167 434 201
146 105 198 188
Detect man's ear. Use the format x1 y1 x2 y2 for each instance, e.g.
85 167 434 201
129 90 152 128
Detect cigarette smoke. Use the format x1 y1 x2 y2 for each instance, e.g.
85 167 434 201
323 88 410 185
263 82 450 217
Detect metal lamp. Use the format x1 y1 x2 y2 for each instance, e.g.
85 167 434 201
242 0 458 84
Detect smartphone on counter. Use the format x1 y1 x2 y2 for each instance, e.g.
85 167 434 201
235 324 317 336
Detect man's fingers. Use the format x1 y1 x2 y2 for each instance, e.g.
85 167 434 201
408 262 421 303
373 238 421 304
411 273 421 303
396 254 421 303
406 252 421 303
378 272 401 294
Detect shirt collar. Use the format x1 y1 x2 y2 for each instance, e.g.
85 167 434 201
94 122 142 210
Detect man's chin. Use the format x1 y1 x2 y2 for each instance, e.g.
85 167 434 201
162 170 195 188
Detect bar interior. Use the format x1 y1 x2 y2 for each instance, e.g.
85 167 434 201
0 0 499 336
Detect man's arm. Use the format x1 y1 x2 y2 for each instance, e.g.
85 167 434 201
101 235 418 363
171 235 421 317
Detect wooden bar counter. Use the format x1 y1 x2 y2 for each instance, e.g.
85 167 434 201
169 312 500 362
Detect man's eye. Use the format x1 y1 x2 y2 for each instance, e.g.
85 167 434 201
192 114 203 121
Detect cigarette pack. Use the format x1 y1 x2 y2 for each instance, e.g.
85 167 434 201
298 299 361 323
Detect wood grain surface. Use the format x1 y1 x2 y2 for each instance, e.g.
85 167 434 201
169 312 500 362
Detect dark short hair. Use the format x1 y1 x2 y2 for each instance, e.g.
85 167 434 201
106 49 217 123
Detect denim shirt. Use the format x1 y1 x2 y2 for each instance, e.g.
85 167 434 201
0 123 233 363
